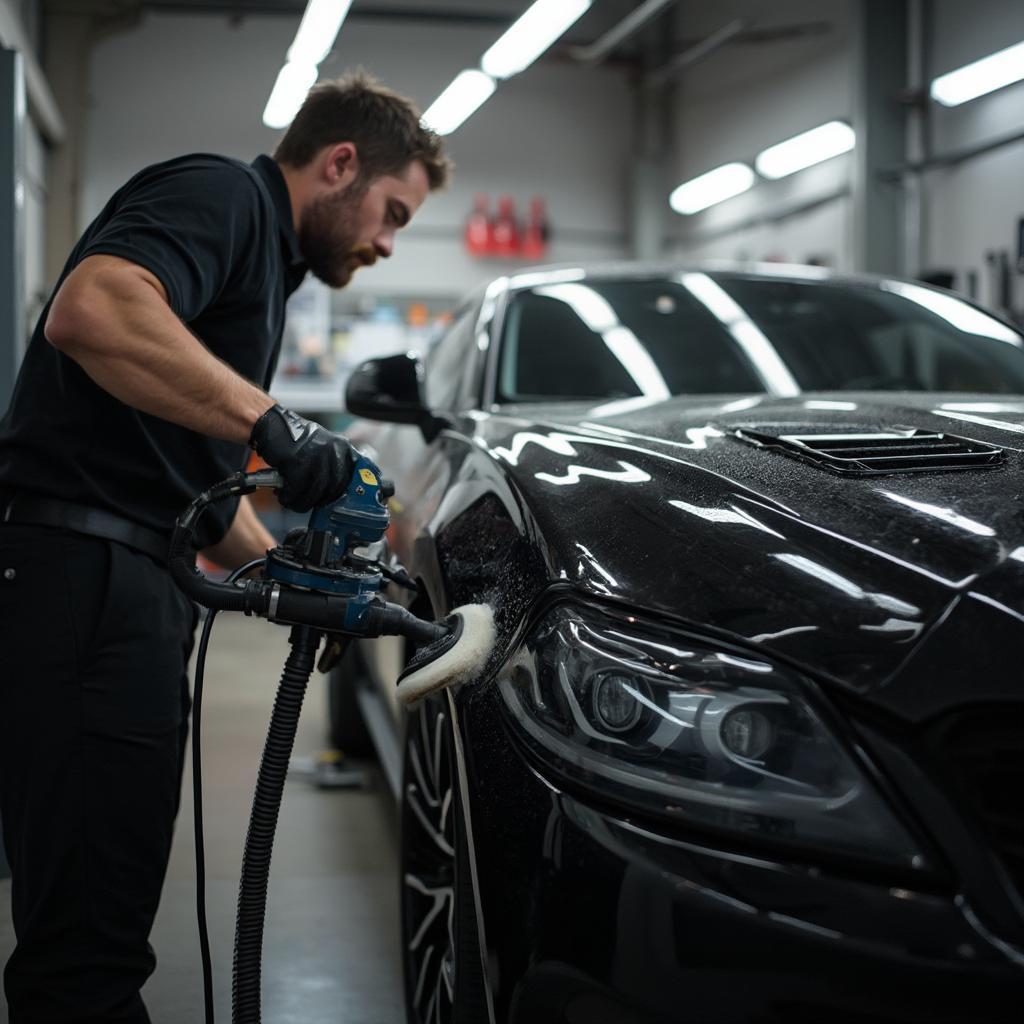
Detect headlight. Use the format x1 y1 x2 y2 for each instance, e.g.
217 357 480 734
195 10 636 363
498 604 927 869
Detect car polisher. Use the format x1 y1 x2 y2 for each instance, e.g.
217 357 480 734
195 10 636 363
167 456 494 1024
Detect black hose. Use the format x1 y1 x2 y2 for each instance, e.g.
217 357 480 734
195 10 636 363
232 623 322 1024
192 557 267 1024
168 470 281 614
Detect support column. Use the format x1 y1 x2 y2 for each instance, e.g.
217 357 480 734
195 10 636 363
629 18 674 260
851 0 908 275
43 13 93 287
0 46 26 412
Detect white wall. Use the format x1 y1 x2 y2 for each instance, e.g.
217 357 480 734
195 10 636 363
81 12 632 301
668 0 854 269
922 0 1024 313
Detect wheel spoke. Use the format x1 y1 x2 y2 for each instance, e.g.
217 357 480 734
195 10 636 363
410 741 440 808
432 712 446 795
407 785 456 857
403 696 464 1024
404 872 453 951
439 785 453 839
414 944 435 1007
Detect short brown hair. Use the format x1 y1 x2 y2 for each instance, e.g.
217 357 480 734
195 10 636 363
274 70 451 190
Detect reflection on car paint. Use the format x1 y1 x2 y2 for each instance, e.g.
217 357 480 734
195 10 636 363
535 461 650 487
747 624 820 643
803 399 859 411
967 590 1024 625
574 543 619 590
773 553 922 618
932 408 1024 441
668 499 786 539
581 421 726 451
880 490 997 538
859 618 925 640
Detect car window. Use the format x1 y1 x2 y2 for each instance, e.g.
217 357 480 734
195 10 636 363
424 306 477 411
495 275 1024 401
498 281 764 401
720 277 1024 393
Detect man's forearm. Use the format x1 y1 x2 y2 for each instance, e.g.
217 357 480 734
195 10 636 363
200 494 277 570
45 255 274 444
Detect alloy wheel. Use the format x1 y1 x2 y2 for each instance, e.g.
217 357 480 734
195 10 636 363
402 694 458 1024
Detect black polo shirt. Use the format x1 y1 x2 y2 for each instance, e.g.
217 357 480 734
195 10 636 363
0 153 307 548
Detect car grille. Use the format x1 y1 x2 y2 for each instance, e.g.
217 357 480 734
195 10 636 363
733 428 1006 475
929 706 1024 896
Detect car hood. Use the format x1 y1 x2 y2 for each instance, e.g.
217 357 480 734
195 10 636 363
468 392 1024 714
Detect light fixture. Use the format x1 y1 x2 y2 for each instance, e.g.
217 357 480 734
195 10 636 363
287 0 354 66
263 60 319 130
481 0 592 79
421 70 496 136
262 0 354 128
930 39 1024 107
754 120 855 179
669 162 755 215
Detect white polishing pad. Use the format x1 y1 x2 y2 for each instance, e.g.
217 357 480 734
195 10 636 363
396 603 496 706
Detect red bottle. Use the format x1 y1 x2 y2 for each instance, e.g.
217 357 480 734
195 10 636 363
492 196 521 258
521 196 550 260
464 194 493 257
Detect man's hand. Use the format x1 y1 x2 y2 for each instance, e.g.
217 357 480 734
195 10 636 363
249 404 357 512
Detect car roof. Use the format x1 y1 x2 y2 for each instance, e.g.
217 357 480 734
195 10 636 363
501 260 907 292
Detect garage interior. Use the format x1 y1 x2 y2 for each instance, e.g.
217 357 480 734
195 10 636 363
1 0 1023 1021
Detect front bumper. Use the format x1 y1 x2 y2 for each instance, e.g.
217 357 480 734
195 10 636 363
458 686 1024 1024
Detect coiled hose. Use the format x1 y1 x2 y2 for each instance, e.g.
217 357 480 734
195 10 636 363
232 623 325 1024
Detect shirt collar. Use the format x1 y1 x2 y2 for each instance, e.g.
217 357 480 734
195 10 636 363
252 155 307 290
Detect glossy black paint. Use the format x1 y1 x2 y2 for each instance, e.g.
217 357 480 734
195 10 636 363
346 268 1024 1023
460 680 1020 1024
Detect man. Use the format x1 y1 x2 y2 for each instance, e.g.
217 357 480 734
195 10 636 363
0 71 450 1021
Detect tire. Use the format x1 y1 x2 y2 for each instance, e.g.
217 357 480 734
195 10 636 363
400 692 490 1024
327 644 375 758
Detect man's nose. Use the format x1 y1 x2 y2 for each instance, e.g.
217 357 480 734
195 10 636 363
374 230 394 259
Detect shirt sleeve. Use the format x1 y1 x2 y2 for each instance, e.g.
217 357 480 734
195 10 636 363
79 160 267 323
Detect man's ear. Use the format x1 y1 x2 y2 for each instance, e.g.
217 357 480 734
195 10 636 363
324 142 359 188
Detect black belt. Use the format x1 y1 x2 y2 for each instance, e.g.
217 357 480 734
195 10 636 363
2 494 171 563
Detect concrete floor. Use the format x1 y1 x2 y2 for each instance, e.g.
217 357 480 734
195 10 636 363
0 613 404 1023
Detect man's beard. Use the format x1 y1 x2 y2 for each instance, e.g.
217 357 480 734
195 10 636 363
298 183 377 288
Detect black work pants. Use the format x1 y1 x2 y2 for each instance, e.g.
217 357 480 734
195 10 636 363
0 525 197 1023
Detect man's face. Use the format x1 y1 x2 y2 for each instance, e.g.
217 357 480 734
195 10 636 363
299 159 430 288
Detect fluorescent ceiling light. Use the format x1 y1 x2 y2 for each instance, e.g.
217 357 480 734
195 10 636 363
287 0 354 66
417 70 493 136
481 0 592 79
930 39 1024 106
263 60 318 129
422 70 496 135
755 121 855 179
669 163 755 215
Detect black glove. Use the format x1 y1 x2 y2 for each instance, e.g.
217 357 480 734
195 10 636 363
249 404 357 512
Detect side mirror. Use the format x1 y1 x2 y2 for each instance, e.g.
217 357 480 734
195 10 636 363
345 352 452 442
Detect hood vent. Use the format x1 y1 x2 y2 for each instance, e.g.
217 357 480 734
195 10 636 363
733 427 1006 476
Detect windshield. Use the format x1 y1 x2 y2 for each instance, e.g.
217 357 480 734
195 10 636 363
496 273 1024 402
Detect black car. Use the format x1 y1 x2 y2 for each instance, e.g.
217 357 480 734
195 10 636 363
332 263 1024 1024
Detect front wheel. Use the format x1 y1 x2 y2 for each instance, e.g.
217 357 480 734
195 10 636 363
400 693 489 1024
